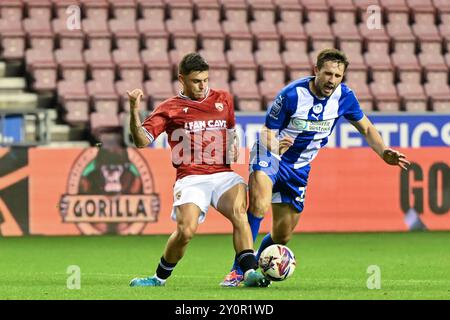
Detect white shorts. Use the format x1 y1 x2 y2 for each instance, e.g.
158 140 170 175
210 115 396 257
171 171 245 223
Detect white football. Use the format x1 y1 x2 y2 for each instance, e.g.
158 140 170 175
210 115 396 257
258 244 296 281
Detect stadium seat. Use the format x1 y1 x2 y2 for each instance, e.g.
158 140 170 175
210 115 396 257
52 19 85 51
198 49 228 67
397 82 428 111
194 1 222 36
89 64 116 83
144 80 175 110
370 82 401 112
254 35 283 67
391 52 421 77
112 49 142 67
82 18 109 33
426 83 450 112
111 0 137 22
419 53 447 73
222 1 251 36
25 0 52 22
379 0 409 11
118 62 144 84
259 64 286 105
30 61 57 93
200 33 225 52
90 112 121 134
84 49 114 71
146 65 173 83
300 0 328 12
0 0 23 22
141 48 171 69
249 1 278 37
82 0 109 21
87 81 119 115
116 79 145 110
226 33 256 68
58 80 89 125
345 79 374 112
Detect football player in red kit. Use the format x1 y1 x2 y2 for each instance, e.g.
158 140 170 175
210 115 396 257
128 53 269 287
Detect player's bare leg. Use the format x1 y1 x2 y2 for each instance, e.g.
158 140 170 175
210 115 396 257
130 203 201 287
163 203 201 263
271 203 301 245
248 170 274 218
216 183 252 253
217 183 270 288
222 170 274 286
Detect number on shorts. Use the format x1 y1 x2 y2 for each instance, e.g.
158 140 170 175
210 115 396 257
297 187 306 203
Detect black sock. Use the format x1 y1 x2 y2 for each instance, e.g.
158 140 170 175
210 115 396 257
236 249 258 275
156 256 177 280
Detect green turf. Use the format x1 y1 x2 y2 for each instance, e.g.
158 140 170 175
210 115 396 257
1 232 449 300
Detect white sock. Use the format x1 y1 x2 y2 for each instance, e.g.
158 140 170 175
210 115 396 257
154 274 166 284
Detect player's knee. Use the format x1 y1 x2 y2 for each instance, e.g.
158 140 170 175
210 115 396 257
249 200 270 217
176 225 196 243
272 233 291 245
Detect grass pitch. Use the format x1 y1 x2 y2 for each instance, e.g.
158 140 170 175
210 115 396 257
1 232 449 300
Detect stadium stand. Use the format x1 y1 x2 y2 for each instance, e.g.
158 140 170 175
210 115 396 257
0 0 449 145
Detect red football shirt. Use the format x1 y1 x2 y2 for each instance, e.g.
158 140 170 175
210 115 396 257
141 88 236 180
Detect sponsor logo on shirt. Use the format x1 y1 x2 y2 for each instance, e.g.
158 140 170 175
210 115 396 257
184 120 227 132
290 118 334 133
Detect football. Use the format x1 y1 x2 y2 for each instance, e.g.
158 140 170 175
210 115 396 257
258 244 296 281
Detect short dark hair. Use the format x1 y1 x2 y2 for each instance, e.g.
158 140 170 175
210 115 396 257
178 53 209 76
316 48 349 71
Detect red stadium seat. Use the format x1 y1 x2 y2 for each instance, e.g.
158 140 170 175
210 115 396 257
370 82 401 112
82 0 109 22
198 49 228 67
0 0 24 22
26 0 52 22
26 48 55 70
118 62 144 84
259 64 286 105
90 112 121 134
112 49 142 67
249 1 277 37
379 0 409 11
141 49 171 69
200 33 225 52
277 0 303 22
28 31 54 51
52 19 85 51
30 61 57 93
58 80 89 125
87 80 119 114
222 1 251 36
254 35 283 67
226 34 256 68
144 80 175 107
418 53 447 73
345 79 374 112
90 64 116 83
82 18 109 33
195 1 222 36
397 82 428 111
425 82 450 112
84 49 114 70
300 0 328 12
111 0 137 22
146 65 173 83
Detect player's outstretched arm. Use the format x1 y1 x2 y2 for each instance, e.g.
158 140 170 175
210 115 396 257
350 116 410 170
127 89 151 148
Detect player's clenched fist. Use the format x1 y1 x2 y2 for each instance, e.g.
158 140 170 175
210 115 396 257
127 89 144 110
